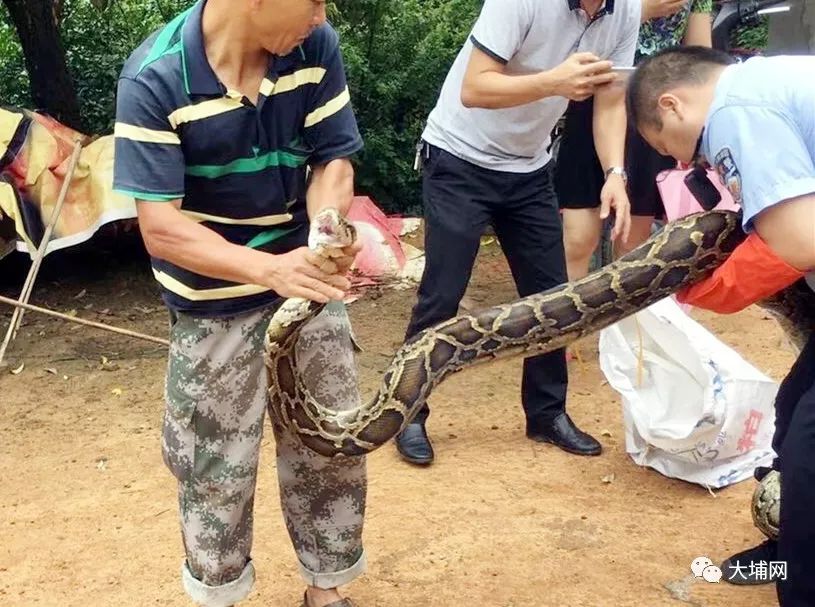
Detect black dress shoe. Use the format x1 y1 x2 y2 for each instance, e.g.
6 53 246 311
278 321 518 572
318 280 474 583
527 412 602 456
396 422 434 465
721 540 777 585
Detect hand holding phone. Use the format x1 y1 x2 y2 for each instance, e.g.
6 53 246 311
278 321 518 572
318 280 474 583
548 52 615 101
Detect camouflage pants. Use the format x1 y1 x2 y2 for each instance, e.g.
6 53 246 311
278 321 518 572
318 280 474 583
162 302 367 607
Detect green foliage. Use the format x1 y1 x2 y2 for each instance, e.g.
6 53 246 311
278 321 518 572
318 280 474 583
332 0 481 212
1 0 478 212
0 4 30 109
0 0 771 213
60 0 192 133
711 0 770 53
0 0 191 132
731 17 769 51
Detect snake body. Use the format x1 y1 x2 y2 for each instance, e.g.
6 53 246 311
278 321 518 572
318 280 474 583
264 208 814 458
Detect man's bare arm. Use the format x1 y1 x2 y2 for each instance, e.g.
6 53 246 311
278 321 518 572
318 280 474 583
593 82 632 241
137 201 347 302
641 0 687 22
461 48 615 109
306 158 362 274
307 158 355 219
753 194 815 271
592 82 627 172
683 11 712 47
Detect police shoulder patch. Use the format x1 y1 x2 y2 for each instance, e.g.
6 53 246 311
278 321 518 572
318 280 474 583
713 147 743 204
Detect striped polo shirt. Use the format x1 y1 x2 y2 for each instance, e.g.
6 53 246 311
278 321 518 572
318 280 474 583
112 0 362 316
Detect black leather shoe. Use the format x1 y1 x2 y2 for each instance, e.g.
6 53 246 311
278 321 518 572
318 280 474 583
396 422 434 465
527 413 602 456
721 540 777 585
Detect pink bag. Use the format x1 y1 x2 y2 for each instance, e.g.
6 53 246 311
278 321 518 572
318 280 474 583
657 168 740 313
657 168 740 222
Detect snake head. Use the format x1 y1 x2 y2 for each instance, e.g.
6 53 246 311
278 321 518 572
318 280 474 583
308 207 357 251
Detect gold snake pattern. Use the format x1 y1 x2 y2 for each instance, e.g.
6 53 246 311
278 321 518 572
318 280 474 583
264 209 814 458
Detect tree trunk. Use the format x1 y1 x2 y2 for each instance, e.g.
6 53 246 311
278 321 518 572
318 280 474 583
2 0 82 130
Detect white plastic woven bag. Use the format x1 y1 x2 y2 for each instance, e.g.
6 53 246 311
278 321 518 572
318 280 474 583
598 298 777 488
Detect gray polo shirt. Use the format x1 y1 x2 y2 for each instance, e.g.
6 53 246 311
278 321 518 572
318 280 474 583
422 0 641 173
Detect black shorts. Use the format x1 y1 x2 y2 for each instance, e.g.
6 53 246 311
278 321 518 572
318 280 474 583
554 98 676 217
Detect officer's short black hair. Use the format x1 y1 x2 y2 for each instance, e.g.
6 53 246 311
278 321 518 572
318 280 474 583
627 46 736 131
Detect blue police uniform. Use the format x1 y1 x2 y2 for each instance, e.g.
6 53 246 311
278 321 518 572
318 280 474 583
702 55 815 606
702 56 815 231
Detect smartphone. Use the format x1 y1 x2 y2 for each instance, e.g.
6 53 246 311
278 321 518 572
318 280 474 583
611 66 636 73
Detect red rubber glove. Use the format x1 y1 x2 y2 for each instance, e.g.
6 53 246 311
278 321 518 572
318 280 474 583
677 232 806 314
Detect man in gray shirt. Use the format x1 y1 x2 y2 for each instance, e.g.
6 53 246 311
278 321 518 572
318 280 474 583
397 0 640 464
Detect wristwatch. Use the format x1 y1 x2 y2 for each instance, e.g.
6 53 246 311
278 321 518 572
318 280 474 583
605 166 628 183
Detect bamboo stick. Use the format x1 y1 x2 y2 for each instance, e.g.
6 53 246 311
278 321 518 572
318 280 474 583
0 142 84 365
0 294 169 347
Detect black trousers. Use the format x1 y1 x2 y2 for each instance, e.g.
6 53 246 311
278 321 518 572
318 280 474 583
405 143 568 428
772 331 815 606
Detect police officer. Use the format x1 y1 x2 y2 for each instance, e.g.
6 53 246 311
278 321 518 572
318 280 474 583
113 1 366 606
627 46 815 605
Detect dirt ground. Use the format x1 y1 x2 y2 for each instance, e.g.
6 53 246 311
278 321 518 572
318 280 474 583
0 229 793 607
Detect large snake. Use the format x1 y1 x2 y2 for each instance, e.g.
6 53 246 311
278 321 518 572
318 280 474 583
264 208 815 459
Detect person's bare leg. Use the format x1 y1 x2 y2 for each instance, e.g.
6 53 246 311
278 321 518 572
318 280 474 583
614 215 655 258
306 587 344 606
561 207 602 362
562 207 603 281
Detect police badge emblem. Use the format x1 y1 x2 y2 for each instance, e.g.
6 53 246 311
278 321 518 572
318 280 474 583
714 147 743 204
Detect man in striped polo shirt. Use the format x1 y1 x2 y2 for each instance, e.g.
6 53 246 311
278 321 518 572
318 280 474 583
113 2 365 606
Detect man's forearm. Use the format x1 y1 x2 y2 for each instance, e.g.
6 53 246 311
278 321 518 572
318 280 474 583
461 70 559 109
592 84 627 171
754 194 815 271
307 158 355 218
683 12 712 47
137 202 272 286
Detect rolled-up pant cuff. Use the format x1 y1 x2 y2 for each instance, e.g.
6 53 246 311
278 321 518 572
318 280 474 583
298 550 367 589
182 559 255 607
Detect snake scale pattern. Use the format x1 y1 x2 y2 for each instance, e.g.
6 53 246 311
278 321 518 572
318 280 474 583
264 209 815 458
